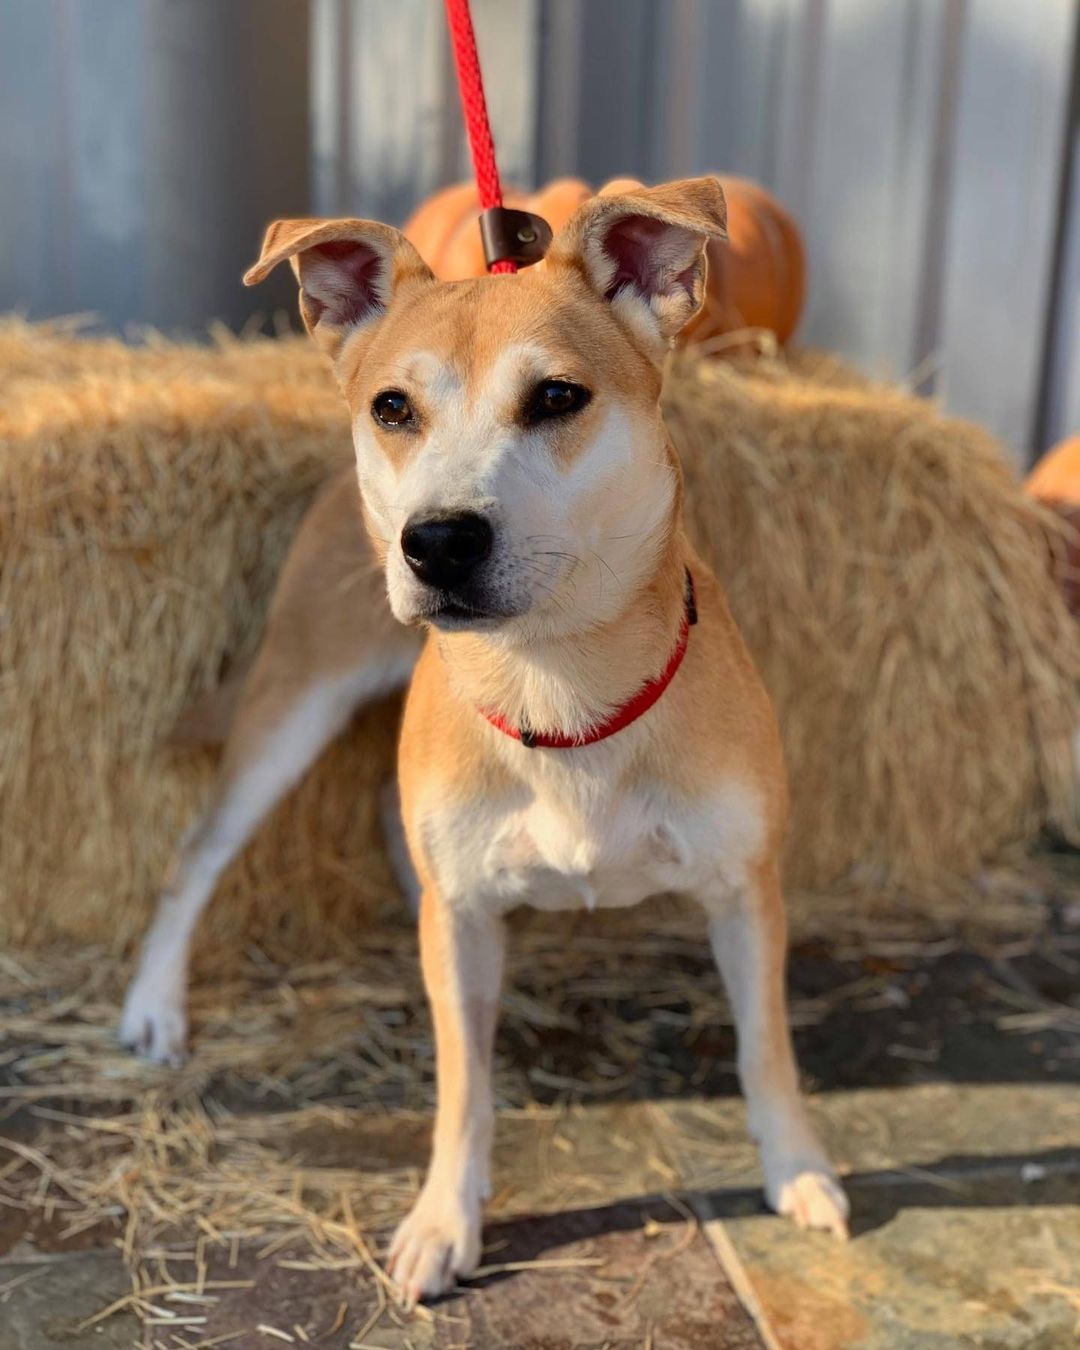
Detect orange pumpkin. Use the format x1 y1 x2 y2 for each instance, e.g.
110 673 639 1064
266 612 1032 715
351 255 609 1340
402 175 806 346
693 175 805 346
1027 435 1080 502
1025 435 1080 616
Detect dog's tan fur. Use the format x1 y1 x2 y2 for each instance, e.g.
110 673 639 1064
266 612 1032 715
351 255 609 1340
122 178 847 1304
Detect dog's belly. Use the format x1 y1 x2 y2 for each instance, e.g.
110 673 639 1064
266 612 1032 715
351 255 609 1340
423 782 764 913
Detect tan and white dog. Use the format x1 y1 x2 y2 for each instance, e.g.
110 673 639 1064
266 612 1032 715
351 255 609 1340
121 178 848 1304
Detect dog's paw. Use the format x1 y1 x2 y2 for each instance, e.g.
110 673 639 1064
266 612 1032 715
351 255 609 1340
387 1185 482 1308
119 981 188 1066
767 1164 849 1238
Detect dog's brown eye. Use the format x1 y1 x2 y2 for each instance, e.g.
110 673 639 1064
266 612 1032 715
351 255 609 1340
373 390 414 427
525 380 591 424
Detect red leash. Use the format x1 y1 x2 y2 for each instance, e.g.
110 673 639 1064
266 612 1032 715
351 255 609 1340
443 0 552 273
443 0 514 272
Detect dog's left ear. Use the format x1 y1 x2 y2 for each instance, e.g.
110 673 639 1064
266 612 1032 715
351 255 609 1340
547 177 727 356
243 217 433 361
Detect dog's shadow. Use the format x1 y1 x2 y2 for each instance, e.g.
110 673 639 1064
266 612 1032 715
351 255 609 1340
430 1144 1080 1302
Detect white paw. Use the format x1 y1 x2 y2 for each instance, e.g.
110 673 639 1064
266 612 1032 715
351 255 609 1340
119 980 188 1066
767 1163 849 1238
387 1184 482 1308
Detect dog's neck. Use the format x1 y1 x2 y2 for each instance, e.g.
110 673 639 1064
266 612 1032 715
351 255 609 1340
436 530 689 741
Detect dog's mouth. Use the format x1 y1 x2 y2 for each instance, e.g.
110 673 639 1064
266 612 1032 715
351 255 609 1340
423 594 513 631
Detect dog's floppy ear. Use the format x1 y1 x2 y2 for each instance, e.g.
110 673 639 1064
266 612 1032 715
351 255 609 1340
547 177 728 355
244 218 434 360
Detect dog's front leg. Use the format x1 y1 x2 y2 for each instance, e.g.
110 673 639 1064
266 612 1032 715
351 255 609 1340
388 891 505 1306
705 860 849 1237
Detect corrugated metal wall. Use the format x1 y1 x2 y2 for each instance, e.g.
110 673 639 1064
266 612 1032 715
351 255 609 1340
3 0 1077 464
0 0 309 334
313 0 1080 465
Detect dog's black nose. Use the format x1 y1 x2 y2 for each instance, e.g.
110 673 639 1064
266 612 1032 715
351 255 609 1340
401 512 493 589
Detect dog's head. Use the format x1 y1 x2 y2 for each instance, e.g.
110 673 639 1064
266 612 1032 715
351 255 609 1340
245 178 726 637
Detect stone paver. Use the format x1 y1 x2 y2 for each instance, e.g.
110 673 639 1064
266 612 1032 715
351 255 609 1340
689 1085 1080 1350
0 1249 135 1349
13 1084 1069 1349
194 1198 763 1349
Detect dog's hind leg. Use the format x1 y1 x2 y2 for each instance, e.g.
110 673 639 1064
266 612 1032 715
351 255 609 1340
120 658 411 1063
121 470 420 1063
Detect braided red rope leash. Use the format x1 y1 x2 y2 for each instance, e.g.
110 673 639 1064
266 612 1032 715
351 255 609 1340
444 0 518 274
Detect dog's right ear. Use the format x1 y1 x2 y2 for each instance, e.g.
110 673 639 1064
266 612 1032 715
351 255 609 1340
244 218 434 360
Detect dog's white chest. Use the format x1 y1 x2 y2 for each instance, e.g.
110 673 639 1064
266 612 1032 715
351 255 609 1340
424 775 764 913
483 794 684 911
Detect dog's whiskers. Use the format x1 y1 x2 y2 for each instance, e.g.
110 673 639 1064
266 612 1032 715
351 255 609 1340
590 550 623 596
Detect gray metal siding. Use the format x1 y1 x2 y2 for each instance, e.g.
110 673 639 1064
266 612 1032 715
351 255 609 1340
2 0 1076 464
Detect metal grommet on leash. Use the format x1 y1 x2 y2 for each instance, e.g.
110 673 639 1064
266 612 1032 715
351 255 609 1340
443 0 552 274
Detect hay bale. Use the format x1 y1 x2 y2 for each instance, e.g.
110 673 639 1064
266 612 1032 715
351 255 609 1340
668 348 1080 890
2 318 1077 956
0 317 398 955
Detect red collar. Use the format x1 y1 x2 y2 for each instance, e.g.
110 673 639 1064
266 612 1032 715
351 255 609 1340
482 570 697 749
